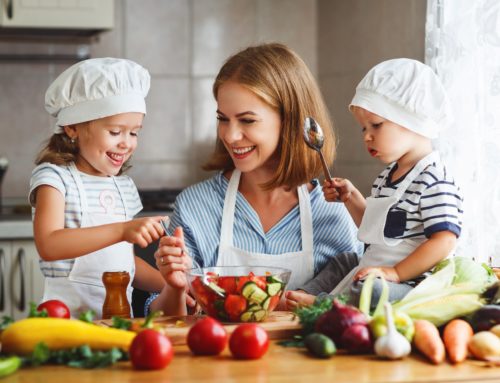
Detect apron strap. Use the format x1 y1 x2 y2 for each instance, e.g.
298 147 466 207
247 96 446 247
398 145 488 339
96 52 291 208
298 184 314 252
68 162 88 212
220 170 241 247
111 176 130 219
376 151 440 200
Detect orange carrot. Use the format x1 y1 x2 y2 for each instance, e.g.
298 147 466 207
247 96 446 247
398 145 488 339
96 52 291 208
443 319 473 364
413 319 445 364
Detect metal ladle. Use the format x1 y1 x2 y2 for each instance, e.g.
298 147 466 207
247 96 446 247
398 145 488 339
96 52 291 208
303 117 332 182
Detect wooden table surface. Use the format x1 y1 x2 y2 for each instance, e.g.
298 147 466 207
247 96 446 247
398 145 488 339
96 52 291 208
4 341 500 383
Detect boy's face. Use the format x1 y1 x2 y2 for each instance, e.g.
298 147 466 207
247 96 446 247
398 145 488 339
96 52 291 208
352 107 421 165
66 112 144 176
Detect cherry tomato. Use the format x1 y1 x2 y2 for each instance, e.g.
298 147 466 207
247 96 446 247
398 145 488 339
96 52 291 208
37 300 70 319
229 324 269 359
187 317 228 355
129 329 173 370
217 276 237 295
224 294 247 320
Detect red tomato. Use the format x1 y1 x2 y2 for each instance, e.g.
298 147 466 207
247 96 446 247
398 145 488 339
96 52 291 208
129 329 173 370
236 276 251 293
37 300 70 319
229 324 269 359
267 295 280 311
217 276 237 295
224 294 247 320
187 317 228 355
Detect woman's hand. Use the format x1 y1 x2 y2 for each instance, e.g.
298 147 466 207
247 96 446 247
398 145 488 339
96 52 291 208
322 178 356 203
154 227 192 290
354 266 400 283
284 290 316 310
122 216 165 248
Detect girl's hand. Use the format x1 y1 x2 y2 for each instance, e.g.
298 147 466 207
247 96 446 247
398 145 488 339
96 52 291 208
154 227 192 290
122 216 165 248
284 290 316 310
322 178 355 203
354 266 400 283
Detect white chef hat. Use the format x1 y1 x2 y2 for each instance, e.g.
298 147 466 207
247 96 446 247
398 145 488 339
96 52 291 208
45 57 150 134
349 58 452 139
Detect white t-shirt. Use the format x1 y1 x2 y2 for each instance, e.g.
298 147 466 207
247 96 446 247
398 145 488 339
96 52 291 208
29 162 143 277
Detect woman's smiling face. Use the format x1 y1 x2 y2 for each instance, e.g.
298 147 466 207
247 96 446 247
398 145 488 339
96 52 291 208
216 81 281 174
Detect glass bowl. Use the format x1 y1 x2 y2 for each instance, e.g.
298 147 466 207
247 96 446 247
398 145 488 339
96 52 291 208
187 266 291 322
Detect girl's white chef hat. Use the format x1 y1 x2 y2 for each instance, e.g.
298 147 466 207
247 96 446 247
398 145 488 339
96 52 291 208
349 58 452 139
45 57 150 134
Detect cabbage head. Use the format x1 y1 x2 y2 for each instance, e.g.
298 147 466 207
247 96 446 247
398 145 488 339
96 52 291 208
432 257 497 285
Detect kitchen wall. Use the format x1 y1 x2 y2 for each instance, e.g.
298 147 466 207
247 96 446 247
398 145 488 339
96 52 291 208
0 0 425 201
318 0 426 194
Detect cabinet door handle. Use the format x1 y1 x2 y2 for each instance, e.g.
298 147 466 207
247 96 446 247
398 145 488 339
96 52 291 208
0 249 4 311
17 248 26 312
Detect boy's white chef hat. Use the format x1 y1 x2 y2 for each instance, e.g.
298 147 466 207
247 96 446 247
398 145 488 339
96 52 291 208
45 57 150 134
349 58 452 139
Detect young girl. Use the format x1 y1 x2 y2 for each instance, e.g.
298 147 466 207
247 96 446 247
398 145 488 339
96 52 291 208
286 58 463 308
30 58 168 318
147 43 363 315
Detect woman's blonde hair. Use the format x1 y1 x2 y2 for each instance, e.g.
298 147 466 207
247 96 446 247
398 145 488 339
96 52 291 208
35 122 130 175
203 43 336 190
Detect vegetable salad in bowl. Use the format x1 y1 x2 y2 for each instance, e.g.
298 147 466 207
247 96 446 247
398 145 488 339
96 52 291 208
187 266 291 322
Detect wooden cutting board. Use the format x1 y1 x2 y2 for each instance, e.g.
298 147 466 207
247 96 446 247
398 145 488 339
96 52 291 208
97 311 301 345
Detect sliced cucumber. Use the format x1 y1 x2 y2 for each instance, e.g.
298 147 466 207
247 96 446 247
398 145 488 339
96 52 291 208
240 311 254 322
266 275 284 284
207 281 226 297
247 304 262 312
262 297 271 310
253 309 267 322
267 282 282 297
241 282 268 304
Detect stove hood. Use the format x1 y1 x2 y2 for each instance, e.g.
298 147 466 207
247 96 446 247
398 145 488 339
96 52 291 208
0 0 114 40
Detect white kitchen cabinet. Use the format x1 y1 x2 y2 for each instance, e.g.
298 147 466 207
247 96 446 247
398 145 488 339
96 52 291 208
0 0 113 30
0 240 45 320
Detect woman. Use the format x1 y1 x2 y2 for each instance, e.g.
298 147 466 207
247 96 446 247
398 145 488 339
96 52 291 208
148 43 363 315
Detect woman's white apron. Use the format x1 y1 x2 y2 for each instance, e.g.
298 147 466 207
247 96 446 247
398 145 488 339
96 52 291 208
216 170 315 290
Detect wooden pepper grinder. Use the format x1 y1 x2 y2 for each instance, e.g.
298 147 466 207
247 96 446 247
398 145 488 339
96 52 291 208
102 271 131 319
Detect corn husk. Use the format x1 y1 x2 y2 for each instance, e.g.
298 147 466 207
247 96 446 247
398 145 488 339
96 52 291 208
392 259 487 327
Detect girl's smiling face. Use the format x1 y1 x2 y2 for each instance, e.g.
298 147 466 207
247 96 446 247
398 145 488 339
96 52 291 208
66 112 143 176
216 81 282 174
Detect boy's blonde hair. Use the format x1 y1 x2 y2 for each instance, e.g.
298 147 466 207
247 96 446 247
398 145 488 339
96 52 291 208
203 43 336 190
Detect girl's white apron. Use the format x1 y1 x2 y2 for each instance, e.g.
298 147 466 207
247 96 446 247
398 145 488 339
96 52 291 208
42 163 135 318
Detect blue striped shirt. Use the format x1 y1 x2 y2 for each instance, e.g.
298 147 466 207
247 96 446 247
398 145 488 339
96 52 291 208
145 172 363 314
375 159 463 239
29 162 143 277
172 172 363 272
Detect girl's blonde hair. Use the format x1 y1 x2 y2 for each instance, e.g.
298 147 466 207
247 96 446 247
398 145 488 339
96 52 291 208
35 122 130 175
203 43 336 190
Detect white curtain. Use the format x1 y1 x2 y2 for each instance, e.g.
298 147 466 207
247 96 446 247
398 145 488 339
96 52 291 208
426 0 500 265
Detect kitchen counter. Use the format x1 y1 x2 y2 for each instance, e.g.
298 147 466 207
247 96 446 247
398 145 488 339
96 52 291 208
0 216 33 239
4 341 500 383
